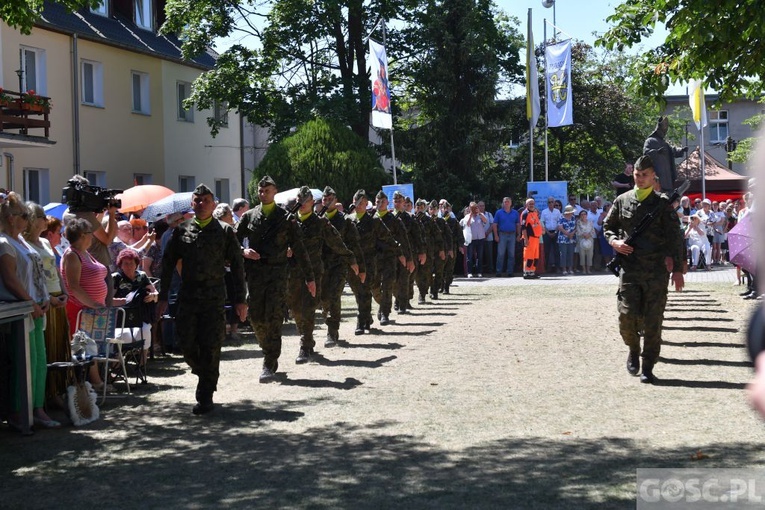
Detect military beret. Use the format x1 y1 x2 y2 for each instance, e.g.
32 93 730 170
323 186 336 197
297 186 314 202
392 190 405 200
443 201 452 209
428 200 439 209
376 190 388 200
415 198 428 207
353 189 367 202
258 175 277 188
193 183 214 197
635 155 654 171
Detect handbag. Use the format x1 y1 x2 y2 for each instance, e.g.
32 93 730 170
580 237 593 250
66 380 99 426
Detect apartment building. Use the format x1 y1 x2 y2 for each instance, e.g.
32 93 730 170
0 0 241 205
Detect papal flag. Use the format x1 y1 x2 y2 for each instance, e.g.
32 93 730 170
526 8 540 129
688 79 708 130
370 39 392 129
545 40 573 127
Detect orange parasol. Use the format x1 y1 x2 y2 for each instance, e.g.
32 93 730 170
117 185 175 213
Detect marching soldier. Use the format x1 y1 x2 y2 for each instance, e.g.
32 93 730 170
158 184 247 414
414 198 440 304
373 191 412 325
429 200 452 299
287 186 358 363
392 191 425 313
319 186 366 346
441 201 463 294
348 190 403 334
235 176 315 383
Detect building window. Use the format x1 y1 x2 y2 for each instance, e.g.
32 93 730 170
709 110 729 143
24 168 50 204
132 71 150 114
83 170 106 187
134 0 152 30
215 179 230 204
214 100 229 128
179 175 195 192
133 173 153 185
91 0 108 16
20 46 47 95
81 60 104 106
177 81 193 122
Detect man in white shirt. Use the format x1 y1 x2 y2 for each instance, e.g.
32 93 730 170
540 196 561 272
478 201 494 275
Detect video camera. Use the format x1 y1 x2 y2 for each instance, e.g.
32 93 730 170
62 179 122 213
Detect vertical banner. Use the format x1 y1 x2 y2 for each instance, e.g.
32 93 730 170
688 79 708 130
526 9 540 129
545 40 573 127
370 39 392 129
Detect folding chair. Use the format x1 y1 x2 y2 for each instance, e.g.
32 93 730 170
117 303 150 385
75 307 131 404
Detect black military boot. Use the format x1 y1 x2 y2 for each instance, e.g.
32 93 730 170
355 321 364 335
443 286 450 295
259 360 278 383
193 389 214 415
640 360 656 384
626 350 640 376
295 347 310 364
380 314 390 326
363 320 372 334
418 294 426 305
325 329 339 347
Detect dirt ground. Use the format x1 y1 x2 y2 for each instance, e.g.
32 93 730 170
2 274 764 509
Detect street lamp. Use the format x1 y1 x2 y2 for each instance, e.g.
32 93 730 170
15 68 24 94
542 0 556 38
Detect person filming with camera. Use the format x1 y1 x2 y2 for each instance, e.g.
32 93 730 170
62 175 120 306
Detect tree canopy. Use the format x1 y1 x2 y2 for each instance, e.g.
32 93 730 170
248 117 388 203
1 0 99 34
596 0 765 103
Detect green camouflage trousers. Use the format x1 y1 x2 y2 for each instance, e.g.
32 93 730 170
617 271 669 364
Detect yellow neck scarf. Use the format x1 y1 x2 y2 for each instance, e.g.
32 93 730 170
262 202 276 216
377 210 388 218
194 216 213 229
634 185 653 202
298 210 312 222
356 211 366 220
326 209 337 220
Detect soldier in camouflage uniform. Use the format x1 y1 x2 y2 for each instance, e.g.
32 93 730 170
392 191 425 314
441 201 464 294
603 155 685 384
404 196 420 304
159 184 247 415
348 190 404 334
235 176 315 383
429 200 452 299
373 191 412 325
319 186 366 346
414 199 439 303
288 186 358 363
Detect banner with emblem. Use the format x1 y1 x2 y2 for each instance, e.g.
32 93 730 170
370 39 392 129
545 40 573 127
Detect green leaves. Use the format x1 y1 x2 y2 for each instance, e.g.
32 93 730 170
2 0 102 35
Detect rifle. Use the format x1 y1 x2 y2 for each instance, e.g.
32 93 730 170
606 179 690 277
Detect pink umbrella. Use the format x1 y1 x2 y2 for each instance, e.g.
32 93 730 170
728 214 756 274
117 185 175 213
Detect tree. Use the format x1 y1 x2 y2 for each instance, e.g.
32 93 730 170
162 0 405 139
1 0 100 35
248 117 388 203
392 0 524 208
596 0 765 103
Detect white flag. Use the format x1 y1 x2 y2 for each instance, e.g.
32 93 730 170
545 40 573 127
526 9 540 129
369 39 392 129
688 79 708 130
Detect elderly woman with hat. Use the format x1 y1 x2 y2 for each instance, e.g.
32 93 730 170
557 204 577 276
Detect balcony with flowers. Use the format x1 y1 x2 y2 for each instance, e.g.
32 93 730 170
0 88 52 139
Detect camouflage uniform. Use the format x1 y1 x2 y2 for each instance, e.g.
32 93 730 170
160 184 246 408
603 183 684 379
392 192 424 313
430 201 453 298
374 192 411 322
235 177 314 379
320 192 365 344
288 187 356 357
414 200 438 302
443 206 464 293
348 190 402 333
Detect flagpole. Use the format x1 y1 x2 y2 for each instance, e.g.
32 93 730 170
700 116 706 201
543 19 549 182
528 9 534 183
382 20 398 185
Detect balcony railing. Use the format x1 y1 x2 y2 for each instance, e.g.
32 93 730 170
0 89 51 138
